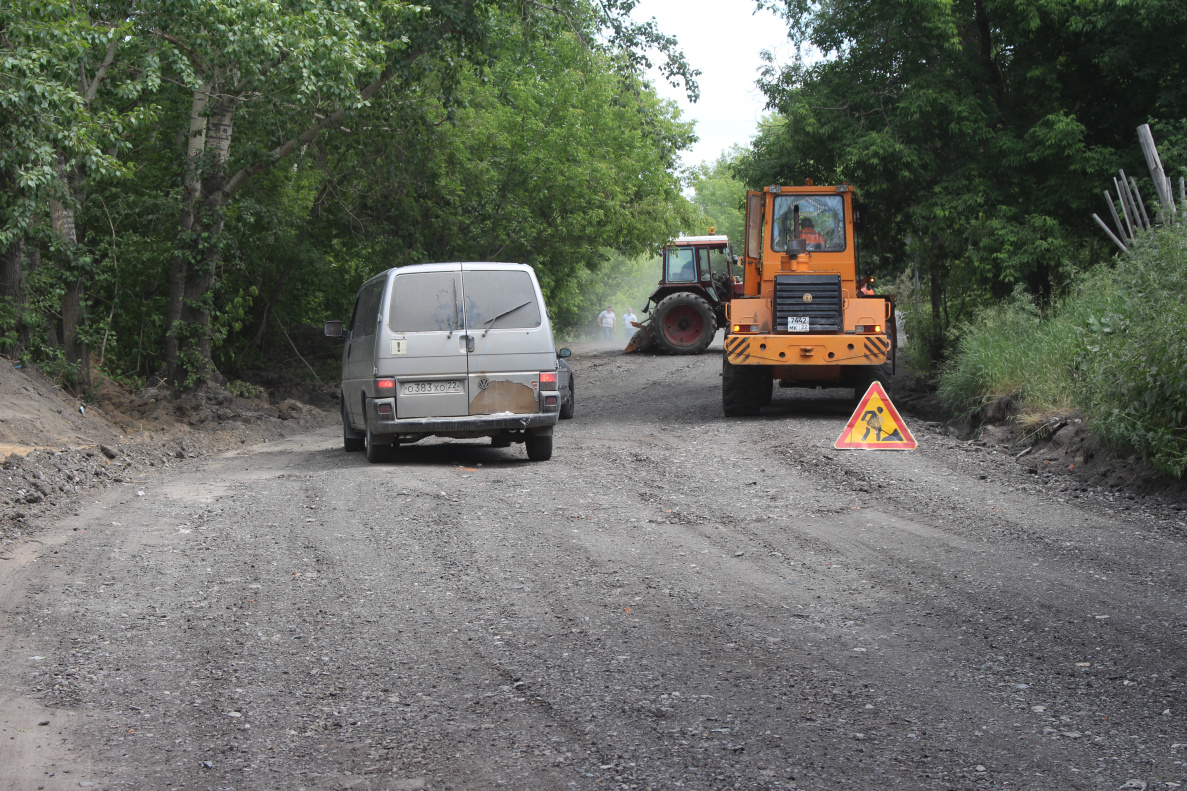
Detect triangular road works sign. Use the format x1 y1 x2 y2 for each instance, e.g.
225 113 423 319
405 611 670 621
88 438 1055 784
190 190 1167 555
835 381 917 450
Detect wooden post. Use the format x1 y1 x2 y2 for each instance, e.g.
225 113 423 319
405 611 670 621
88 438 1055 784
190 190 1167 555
1105 190 1126 240
1093 214 1128 253
1119 171 1145 232
1137 123 1175 221
1115 177 1136 238
1130 177 1153 230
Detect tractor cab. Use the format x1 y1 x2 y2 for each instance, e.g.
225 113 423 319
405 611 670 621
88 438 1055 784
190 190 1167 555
659 235 737 300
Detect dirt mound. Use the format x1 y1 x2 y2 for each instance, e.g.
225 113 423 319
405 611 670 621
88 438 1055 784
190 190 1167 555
240 368 339 410
0 359 335 540
0 360 123 451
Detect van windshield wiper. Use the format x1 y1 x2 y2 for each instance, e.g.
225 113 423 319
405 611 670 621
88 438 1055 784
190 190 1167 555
481 300 532 336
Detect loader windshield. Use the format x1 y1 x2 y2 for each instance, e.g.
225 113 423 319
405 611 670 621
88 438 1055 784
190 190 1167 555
771 195 846 253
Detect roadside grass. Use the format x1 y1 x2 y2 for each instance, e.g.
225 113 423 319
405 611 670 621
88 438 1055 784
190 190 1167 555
938 223 1187 478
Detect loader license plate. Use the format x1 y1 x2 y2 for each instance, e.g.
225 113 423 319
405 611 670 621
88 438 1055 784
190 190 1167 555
787 317 810 333
402 380 462 395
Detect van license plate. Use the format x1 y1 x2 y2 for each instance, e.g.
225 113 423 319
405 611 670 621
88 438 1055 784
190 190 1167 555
787 317 810 332
402 381 462 395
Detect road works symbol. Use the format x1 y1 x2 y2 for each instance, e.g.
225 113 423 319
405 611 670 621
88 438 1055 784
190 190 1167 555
835 381 917 450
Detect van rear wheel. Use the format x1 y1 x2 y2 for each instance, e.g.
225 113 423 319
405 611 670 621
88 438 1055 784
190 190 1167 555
365 427 393 463
525 432 553 461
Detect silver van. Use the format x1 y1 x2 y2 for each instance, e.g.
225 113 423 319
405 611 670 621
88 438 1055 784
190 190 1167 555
324 262 566 462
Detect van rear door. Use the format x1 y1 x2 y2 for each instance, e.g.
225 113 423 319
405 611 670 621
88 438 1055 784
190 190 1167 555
386 267 469 419
461 266 553 416
344 279 384 428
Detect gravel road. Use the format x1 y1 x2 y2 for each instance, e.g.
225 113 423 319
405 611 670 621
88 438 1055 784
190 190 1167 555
2 341 1186 791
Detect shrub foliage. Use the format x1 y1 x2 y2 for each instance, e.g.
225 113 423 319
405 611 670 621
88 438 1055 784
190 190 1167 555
940 224 1187 477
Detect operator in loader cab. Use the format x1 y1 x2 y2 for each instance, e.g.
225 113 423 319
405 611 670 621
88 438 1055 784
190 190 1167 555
798 218 826 249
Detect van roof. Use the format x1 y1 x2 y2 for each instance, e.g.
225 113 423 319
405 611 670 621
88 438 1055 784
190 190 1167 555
384 261 534 274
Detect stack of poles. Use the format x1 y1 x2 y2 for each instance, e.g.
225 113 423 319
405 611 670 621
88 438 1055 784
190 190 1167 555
1092 124 1180 253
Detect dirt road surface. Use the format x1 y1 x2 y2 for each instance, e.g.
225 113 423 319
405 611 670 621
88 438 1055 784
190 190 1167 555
3 341 1185 791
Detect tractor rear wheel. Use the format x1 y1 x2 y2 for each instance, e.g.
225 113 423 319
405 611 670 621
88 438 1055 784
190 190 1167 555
653 292 716 355
722 358 768 417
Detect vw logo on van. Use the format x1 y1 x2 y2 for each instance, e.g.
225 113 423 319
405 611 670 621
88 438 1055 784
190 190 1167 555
478 377 490 390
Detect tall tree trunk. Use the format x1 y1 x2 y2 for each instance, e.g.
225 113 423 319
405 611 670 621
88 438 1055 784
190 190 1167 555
929 253 945 365
49 156 91 389
245 175 335 351
973 0 1006 112
186 99 235 381
0 236 26 359
166 83 210 382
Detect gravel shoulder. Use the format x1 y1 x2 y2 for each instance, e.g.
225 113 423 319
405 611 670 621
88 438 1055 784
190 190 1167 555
2 340 1185 791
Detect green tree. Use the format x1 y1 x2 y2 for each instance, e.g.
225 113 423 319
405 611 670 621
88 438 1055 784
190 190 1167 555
1 0 155 383
744 0 1187 361
689 146 747 243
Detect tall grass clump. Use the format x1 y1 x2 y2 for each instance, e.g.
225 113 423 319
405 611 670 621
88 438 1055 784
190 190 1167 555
938 224 1187 478
937 288 1078 417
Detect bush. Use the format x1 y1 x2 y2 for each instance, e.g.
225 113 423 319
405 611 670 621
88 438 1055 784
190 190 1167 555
1077 227 1187 477
939 224 1187 477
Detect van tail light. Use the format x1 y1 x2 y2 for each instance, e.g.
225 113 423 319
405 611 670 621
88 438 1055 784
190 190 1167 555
539 371 558 390
855 325 882 334
376 377 396 390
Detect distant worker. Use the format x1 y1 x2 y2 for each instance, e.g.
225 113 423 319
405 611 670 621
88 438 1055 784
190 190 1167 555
622 307 637 337
597 305 616 340
858 279 875 297
798 217 826 249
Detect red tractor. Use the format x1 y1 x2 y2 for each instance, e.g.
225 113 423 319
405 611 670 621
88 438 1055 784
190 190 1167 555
626 234 740 355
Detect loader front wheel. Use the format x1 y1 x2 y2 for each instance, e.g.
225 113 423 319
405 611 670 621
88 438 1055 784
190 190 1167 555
723 358 767 417
653 292 716 355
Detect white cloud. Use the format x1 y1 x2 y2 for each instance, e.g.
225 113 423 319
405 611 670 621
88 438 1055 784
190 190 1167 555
632 0 794 169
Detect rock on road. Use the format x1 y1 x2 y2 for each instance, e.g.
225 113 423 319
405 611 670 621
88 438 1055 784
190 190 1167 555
2 342 1185 791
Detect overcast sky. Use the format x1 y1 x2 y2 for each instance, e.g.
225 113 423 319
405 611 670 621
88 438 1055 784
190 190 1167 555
632 0 795 170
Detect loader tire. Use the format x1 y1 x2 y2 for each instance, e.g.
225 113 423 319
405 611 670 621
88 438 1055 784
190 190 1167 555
722 357 767 417
849 365 890 405
653 292 716 355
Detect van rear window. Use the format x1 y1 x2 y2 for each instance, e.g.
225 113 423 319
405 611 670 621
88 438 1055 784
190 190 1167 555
462 270 542 330
388 272 461 332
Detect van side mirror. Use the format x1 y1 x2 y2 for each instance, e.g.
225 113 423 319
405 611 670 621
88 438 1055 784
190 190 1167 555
557 348 571 358
324 320 344 339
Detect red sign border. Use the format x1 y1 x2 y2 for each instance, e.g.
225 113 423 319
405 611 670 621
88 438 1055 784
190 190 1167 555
835 381 917 450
